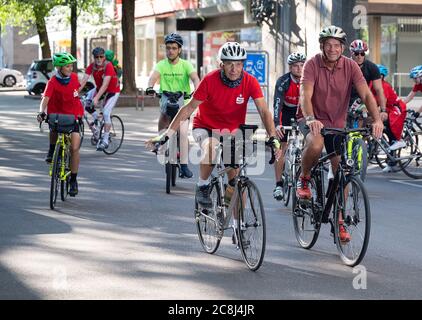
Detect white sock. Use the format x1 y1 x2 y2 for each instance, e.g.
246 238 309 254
232 219 238 229
197 177 210 187
102 131 110 141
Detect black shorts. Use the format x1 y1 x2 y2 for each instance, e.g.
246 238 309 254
298 120 342 155
280 106 298 142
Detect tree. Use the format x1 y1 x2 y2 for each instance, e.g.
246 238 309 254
0 0 62 58
121 0 136 94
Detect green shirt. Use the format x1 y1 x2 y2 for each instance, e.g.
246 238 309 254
155 58 195 95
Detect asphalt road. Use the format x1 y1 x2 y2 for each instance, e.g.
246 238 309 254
0 91 421 300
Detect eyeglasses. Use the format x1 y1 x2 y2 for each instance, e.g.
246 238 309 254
353 52 365 57
95 55 105 59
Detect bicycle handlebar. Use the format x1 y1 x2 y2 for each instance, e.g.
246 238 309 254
151 135 170 154
146 89 192 100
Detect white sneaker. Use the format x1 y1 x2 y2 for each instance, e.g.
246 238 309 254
273 186 283 200
389 140 406 151
382 165 399 173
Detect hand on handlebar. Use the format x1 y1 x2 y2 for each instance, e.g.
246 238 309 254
275 125 285 140
145 132 168 152
371 119 384 139
37 112 46 123
307 119 324 136
146 87 155 96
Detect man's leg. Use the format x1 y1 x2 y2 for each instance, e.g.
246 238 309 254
179 119 193 178
273 142 287 200
69 131 81 196
97 94 119 150
297 133 324 199
46 131 58 163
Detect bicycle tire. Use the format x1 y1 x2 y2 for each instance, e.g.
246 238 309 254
374 134 391 169
171 164 177 186
194 182 221 254
50 145 61 210
334 176 371 267
398 130 422 179
237 179 266 271
292 166 322 249
165 162 172 194
60 146 71 201
282 170 291 207
79 120 84 149
352 138 368 182
101 115 124 155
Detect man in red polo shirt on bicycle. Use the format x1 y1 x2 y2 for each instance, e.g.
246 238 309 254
298 26 384 242
80 47 120 151
147 42 281 209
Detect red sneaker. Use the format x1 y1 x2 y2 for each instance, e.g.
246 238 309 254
296 176 312 199
339 224 351 243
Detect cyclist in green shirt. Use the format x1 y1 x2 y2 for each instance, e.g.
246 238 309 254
146 33 200 178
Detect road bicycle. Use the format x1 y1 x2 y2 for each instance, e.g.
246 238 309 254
366 110 422 178
193 125 276 271
45 114 81 210
292 127 372 267
80 95 124 155
280 118 303 207
150 89 191 194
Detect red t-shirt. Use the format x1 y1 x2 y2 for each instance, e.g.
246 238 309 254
283 78 300 107
193 70 263 131
371 80 399 109
86 61 120 93
44 73 84 118
412 83 422 92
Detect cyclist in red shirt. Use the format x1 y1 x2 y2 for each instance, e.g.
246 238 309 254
403 65 422 117
80 47 120 151
147 42 281 208
37 52 83 196
298 26 383 242
272 52 306 201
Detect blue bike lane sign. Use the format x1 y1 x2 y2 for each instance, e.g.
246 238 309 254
244 52 268 85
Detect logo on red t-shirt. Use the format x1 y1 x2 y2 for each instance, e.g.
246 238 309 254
236 94 244 104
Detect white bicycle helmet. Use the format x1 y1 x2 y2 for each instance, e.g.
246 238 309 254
218 42 247 61
287 52 306 65
319 25 347 44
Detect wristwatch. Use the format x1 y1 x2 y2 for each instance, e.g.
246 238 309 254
305 115 315 122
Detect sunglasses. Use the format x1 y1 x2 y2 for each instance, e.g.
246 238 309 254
95 55 105 59
353 52 365 57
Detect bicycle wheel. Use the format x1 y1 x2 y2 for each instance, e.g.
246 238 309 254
60 146 71 201
237 180 266 271
50 145 61 210
352 138 368 181
282 170 291 207
334 176 370 267
194 182 222 254
171 164 177 186
165 162 172 194
101 115 124 155
79 120 85 149
398 129 422 179
292 166 322 249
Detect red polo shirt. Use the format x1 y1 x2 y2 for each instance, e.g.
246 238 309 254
300 54 366 128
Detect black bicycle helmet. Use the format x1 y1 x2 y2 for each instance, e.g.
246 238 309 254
92 47 105 56
164 33 183 47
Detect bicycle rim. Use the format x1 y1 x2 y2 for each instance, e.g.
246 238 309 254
50 146 61 210
399 131 422 179
292 166 321 249
102 115 124 155
60 149 71 201
282 170 291 207
334 176 371 267
194 182 221 254
353 139 368 182
237 180 266 271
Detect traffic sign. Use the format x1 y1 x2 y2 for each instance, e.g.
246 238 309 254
244 52 268 85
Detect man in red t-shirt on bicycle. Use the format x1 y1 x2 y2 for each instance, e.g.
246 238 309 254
80 47 120 151
147 42 281 210
37 52 84 196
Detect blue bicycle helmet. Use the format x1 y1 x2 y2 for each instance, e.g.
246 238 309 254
377 64 389 77
410 65 422 79
92 47 105 56
164 33 183 47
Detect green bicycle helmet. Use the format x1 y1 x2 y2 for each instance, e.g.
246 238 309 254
105 49 115 62
53 52 77 67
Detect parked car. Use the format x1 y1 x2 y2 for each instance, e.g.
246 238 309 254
0 67 25 87
26 58 95 95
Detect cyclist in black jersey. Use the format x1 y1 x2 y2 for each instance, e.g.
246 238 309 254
272 52 306 201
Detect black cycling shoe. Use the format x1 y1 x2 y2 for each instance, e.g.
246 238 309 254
69 180 78 197
195 184 212 207
179 164 193 178
45 149 54 163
